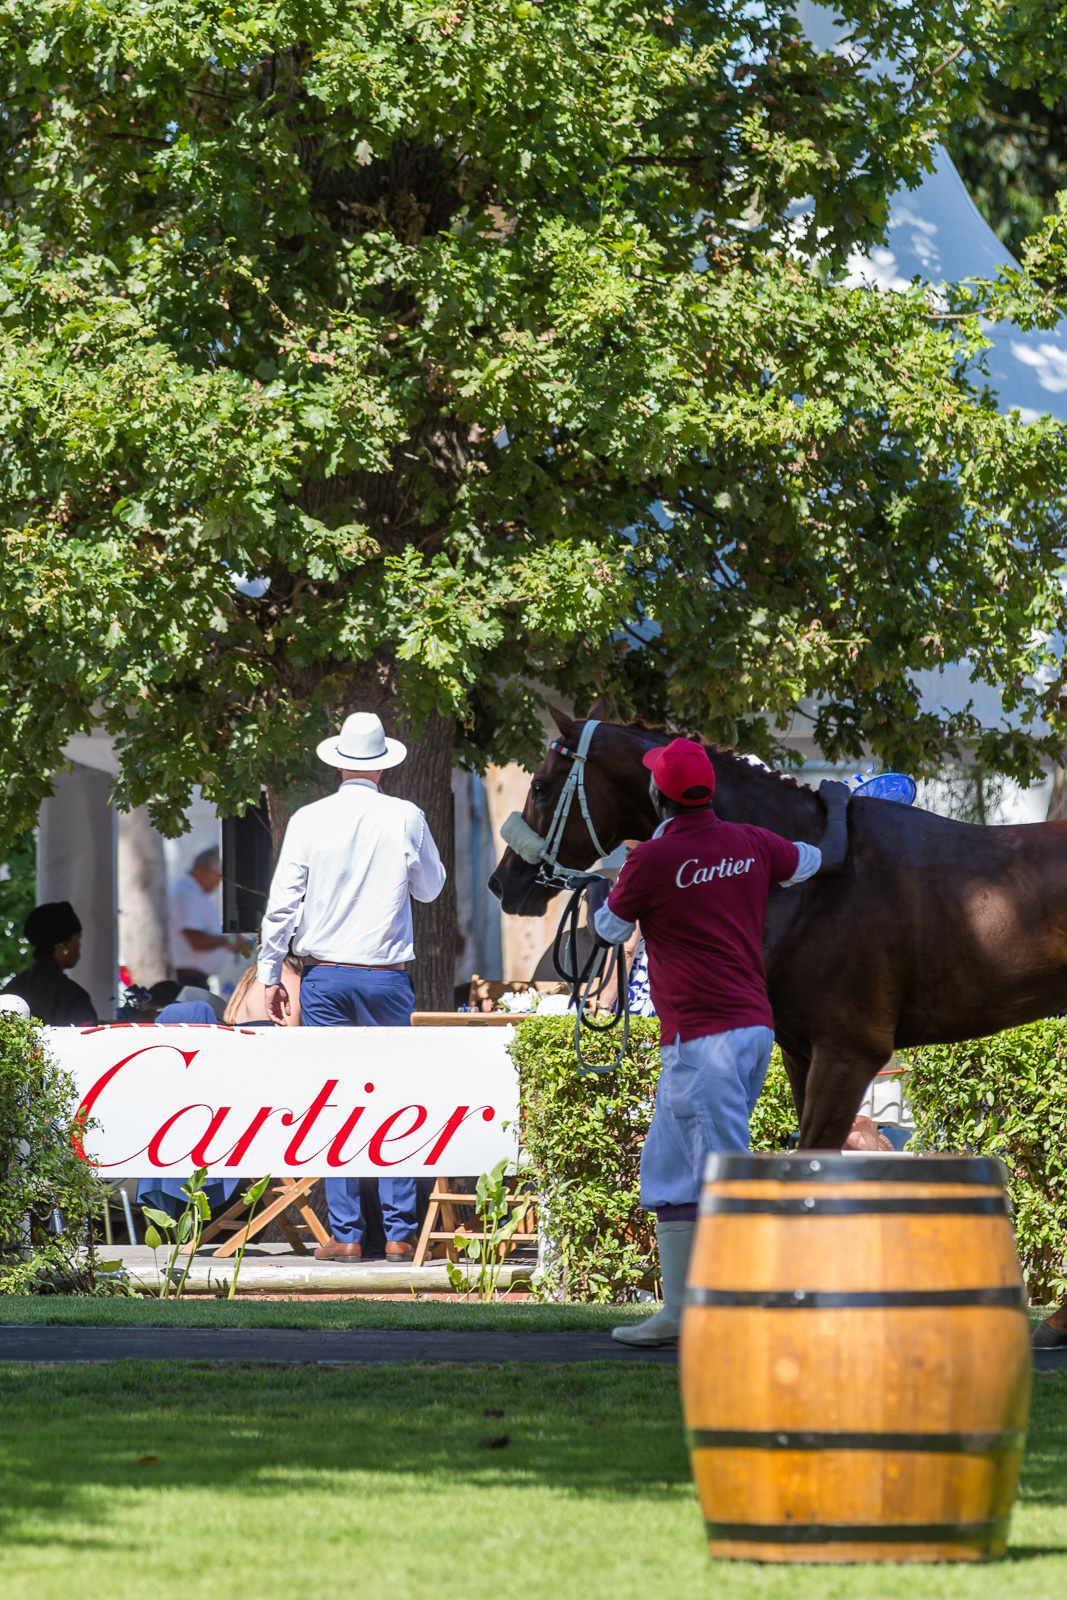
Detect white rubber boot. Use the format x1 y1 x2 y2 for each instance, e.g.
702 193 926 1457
611 1220 695 1346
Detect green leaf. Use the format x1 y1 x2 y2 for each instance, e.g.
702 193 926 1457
242 1175 271 1206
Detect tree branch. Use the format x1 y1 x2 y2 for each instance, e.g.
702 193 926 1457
909 43 965 100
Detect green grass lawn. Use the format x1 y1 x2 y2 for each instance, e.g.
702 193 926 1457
0 1295 1055 1332
0 1359 1063 1600
0 1294 653 1330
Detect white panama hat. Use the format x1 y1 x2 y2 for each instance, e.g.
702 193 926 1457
316 712 407 771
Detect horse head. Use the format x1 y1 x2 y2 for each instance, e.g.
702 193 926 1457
488 700 662 916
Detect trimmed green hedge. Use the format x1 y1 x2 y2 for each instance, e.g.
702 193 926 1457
904 1021 1067 1304
514 1016 1067 1306
510 1016 796 1303
0 1014 104 1292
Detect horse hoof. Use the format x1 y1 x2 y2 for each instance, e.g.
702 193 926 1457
1032 1319 1067 1349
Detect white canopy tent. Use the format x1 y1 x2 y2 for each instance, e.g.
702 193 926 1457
797 0 1067 423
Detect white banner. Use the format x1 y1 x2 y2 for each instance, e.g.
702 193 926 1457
53 1025 520 1178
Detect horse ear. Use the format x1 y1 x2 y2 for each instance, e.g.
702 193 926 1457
545 700 574 736
587 694 608 720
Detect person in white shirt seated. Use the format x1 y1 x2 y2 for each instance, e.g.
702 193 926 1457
168 847 246 988
257 712 446 1262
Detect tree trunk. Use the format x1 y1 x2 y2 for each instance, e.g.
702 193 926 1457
1048 766 1067 821
383 710 458 1012
265 787 298 860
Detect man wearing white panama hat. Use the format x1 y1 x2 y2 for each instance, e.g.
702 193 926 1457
257 711 446 1260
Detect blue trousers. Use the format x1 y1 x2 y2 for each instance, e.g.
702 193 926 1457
640 1026 774 1211
300 964 418 1245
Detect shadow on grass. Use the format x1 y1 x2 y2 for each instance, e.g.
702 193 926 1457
1020 1373 1067 1506
0 1360 691 1549
4 1364 1066 1562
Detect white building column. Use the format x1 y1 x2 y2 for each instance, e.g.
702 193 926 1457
37 766 118 1020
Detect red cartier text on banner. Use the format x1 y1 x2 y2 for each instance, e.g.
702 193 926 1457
74 1045 496 1171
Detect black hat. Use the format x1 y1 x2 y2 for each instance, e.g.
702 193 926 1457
24 901 82 958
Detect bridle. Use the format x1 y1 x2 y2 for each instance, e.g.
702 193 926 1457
536 719 613 882
497 718 629 1074
499 719 613 884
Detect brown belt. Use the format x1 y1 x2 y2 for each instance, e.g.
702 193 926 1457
304 959 406 972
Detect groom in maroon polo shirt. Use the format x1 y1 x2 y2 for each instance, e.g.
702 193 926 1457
587 738 850 1346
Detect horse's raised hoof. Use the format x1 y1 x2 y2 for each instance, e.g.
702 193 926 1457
1032 1318 1067 1349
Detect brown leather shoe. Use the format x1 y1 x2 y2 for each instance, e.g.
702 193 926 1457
314 1239 362 1260
385 1240 415 1261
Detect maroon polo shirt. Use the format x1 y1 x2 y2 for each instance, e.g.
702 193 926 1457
605 811 800 1044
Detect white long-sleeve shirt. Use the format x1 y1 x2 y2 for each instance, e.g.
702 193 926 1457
168 872 227 977
256 779 446 986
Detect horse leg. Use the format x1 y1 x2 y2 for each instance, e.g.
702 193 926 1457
797 1040 892 1150
1033 1301 1067 1348
778 1046 810 1135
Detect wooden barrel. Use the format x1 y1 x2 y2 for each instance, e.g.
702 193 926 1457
680 1153 1031 1563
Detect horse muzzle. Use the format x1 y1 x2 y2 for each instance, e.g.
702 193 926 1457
488 843 557 916
499 810 548 866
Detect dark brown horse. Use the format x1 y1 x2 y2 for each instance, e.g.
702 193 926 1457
489 703 1067 1148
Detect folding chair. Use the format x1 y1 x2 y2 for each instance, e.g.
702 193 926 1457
180 1177 330 1258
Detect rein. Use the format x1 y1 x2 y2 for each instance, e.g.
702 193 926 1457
551 877 630 1076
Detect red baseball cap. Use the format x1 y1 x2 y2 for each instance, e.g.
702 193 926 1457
641 738 716 806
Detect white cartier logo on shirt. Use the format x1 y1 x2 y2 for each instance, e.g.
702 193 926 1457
675 856 755 888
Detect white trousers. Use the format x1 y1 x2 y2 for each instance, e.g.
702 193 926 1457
639 1026 775 1210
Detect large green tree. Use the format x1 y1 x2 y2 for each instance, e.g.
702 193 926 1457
2 0 1067 1002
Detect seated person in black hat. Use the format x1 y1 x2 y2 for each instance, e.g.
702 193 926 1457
1 901 98 1026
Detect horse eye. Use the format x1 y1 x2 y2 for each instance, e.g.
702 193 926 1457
531 779 549 802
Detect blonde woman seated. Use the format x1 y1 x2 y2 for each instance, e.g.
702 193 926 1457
224 954 303 1026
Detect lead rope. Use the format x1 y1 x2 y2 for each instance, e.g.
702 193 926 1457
551 874 630 1076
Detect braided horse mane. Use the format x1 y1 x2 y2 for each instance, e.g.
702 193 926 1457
620 717 806 793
